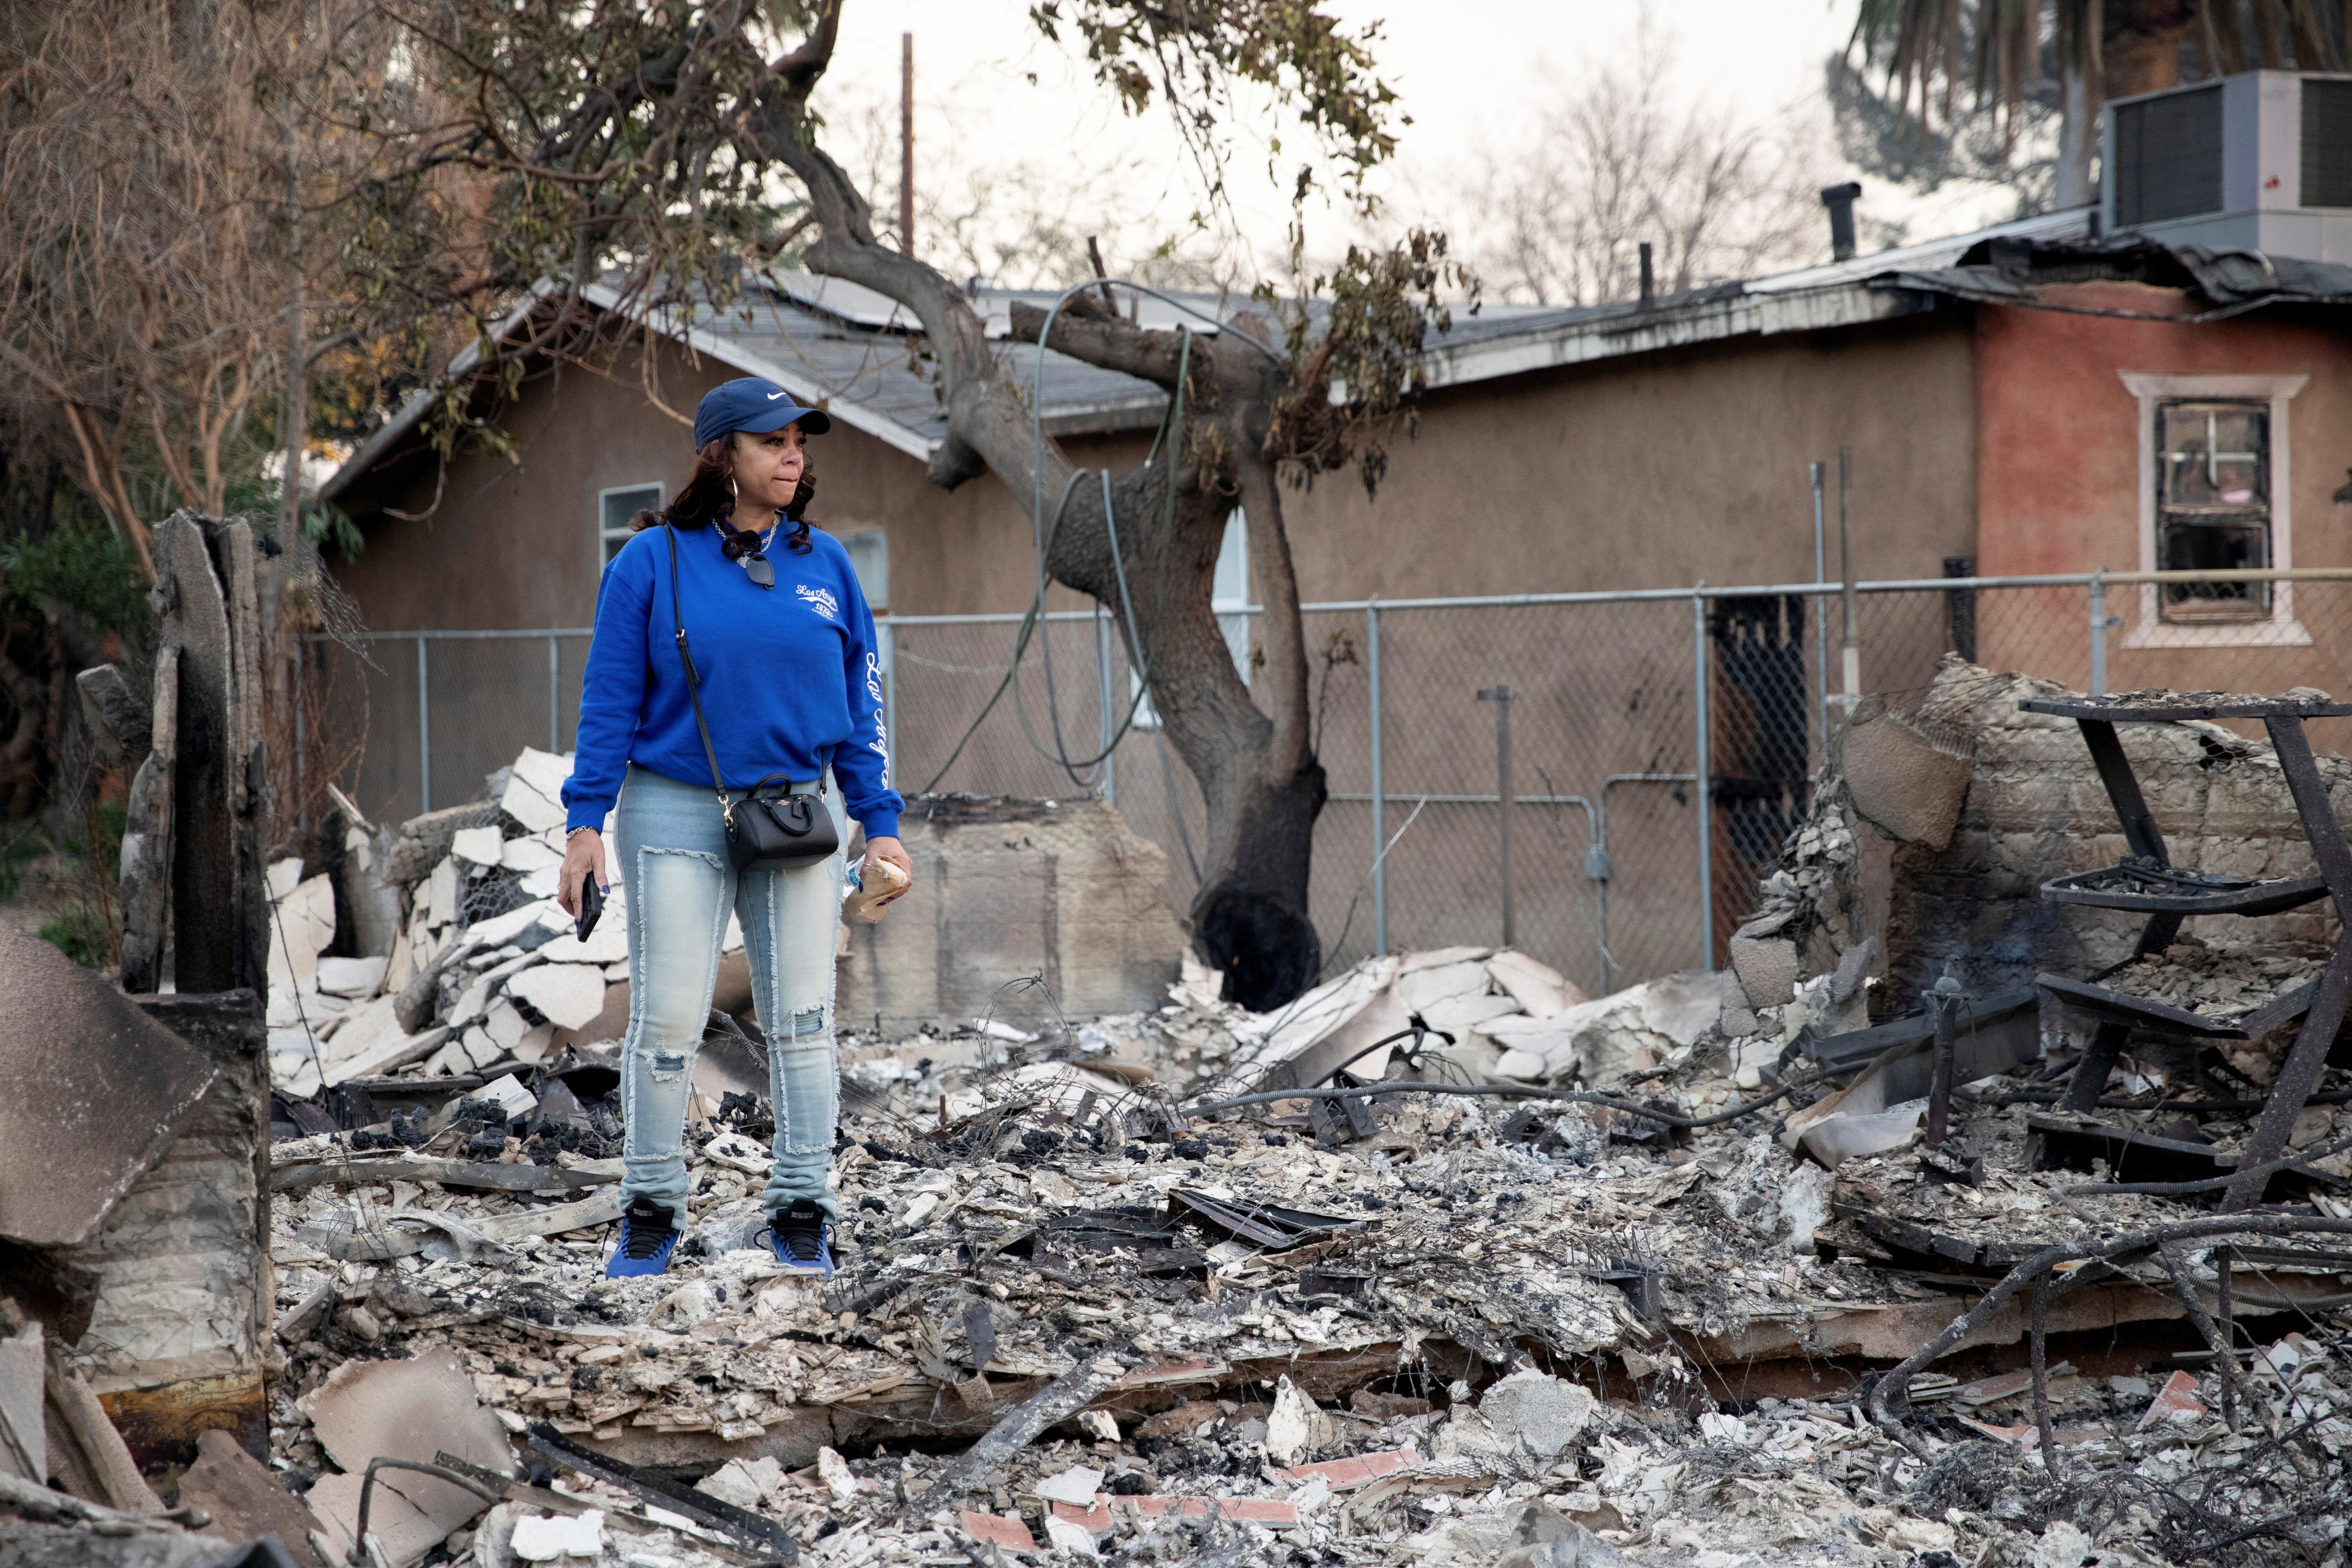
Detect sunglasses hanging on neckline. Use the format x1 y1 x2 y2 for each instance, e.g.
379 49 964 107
717 515 778 588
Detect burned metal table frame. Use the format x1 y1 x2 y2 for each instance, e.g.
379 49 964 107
2021 694 2352 1210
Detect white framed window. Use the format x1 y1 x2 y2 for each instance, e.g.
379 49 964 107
1131 510 1254 728
598 483 664 568
843 529 890 612
2119 373 2311 649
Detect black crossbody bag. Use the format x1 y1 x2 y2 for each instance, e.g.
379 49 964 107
666 525 840 871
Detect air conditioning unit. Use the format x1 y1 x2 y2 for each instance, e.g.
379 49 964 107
2101 71 2352 261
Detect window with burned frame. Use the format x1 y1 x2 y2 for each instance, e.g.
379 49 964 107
2154 397 2271 622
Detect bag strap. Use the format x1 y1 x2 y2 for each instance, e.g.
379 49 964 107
666 525 735 828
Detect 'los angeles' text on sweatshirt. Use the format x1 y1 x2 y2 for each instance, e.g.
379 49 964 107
561 520 903 840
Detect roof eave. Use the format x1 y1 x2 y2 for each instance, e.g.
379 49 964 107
593 282 938 462
1417 281 1940 394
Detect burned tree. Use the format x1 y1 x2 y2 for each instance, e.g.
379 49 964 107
342 0 1464 1008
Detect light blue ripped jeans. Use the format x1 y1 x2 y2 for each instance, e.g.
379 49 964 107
614 764 842 1222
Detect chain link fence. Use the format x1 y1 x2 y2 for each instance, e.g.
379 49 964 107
302 630 592 821
311 570 2352 998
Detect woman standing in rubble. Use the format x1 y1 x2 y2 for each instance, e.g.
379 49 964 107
557 377 911 1281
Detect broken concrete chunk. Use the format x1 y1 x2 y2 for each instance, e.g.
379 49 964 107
1479 987 1665 1085
1829 937 1877 1004
315 955 388 999
1045 1513 1103 1557
459 1026 502 1071
513 1022 558 1065
0 924 218 1249
266 856 305 901
1396 957 1494 1016
1728 934 1800 1011
500 748 574 834
1398 945 1492 972
532 916 627 967
1486 950 1586 1019
1495 1501 1624 1568
1778 1161 1836 1253
511 1507 604 1561
694 1456 779 1510
1838 703 1972 849
422 858 458 929
1265 1376 1328 1465
0 1326 43 1483
483 998 529 1053
316 997 448 1088
1420 989 1526 1034
465 897 570 948
500 834 563 874
267 874 337 994
179 1428 326 1567
300 1351 513 1564
1032 1465 1104 1505
1478 1369 1597 1459
450 826 504 865
507 963 610 1031
475 1072 538 1121
1637 970 1728 1047
1494 1048 1549 1081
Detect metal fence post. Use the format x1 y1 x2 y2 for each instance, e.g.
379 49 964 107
1095 607 1116 804
417 635 432 814
1693 591 1714 971
1477 684 1516 948
548 634 560 754
1810 461 1829 743
2088 573 2109 696
1367 600 1385 955
1837 446 1860 711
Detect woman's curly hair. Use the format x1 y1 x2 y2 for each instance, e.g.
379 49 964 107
631 436 816 553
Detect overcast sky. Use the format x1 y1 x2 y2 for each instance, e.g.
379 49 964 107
805 1 2019 287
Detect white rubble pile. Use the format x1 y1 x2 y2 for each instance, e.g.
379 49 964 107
269 748 646 1097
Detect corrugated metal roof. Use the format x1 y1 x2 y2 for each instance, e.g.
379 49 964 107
323 274 1206 503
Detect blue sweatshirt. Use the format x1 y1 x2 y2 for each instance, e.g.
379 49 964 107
563 521 902 840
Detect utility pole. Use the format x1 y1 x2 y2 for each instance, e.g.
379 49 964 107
1478 685 1517 948
899 33 915 255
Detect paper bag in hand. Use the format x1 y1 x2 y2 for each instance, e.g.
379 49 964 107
844 855 910 924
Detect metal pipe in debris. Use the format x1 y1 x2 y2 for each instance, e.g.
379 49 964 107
1926 974 1962 1147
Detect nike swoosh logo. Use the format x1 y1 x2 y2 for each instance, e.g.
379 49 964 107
767 390 789 400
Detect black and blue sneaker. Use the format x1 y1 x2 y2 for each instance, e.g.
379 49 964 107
763 1199 834 1279
606 1196 680 1278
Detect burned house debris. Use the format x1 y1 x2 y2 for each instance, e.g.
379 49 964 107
8 631 2352 1568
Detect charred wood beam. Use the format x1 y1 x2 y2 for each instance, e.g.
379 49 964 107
73 664 148 764
116 644 176 995
1865 1212 2352 1454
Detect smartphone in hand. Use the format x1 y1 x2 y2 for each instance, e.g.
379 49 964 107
576 878 606 942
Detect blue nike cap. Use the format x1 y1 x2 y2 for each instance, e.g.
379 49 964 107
693 377 833 450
